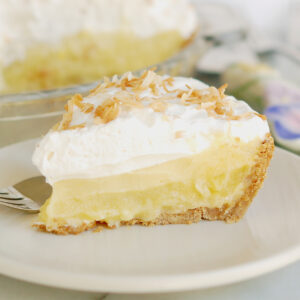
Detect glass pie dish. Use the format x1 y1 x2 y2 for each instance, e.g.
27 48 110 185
0 30 208 147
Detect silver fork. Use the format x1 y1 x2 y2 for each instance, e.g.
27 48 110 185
0 176 52 212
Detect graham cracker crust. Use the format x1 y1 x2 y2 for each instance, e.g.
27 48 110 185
34 134 274 235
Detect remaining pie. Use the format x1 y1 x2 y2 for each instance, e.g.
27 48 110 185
32 70 274 234
0 0 197 94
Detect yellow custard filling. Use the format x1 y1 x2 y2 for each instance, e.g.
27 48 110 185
2 30 184 93
39 138 260 229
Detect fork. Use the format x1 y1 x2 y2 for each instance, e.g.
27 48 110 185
0 176 52 212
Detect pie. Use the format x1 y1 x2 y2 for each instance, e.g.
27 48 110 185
0 0 197 93
33 70 274 234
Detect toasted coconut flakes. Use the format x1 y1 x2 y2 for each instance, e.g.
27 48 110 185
231 112 253 120
51 121 61 131
72 95 94 114
139 69 149 79
165 77 174 86
149 101 168 112
60 114 72 130
162 80 173 93
175 131 184 138
200 104 215 112
140 67 157 81
56 72 261 129
255 112 267 120
113 91 143 108
47 152 54 160
64 95 79 112
89 82 107 96
206 87 220 100
215 101 226 115
105 81 116 88
218 83 228 98
121 78 128 90
180 92 189 104
82 104 94 114
58 99 74 130
231 115 241 120
141 70 156 89
150 83 159 96
206 110 216 118
201 102 215 109
94 117 104 125
227 107 234 117
74 94 83 102
94 100 120 124
127 78 139 88
89 85 99 94
68 123 86 130
157 95 175 101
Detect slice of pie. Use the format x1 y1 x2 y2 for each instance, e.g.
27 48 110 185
32 70 274 234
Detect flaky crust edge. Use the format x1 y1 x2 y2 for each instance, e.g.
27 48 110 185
33 134 274 235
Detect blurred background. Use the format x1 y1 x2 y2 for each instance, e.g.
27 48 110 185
0 0 299 154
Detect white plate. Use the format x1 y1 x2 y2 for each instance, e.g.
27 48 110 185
0 139 300 293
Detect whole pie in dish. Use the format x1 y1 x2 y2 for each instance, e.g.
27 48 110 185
0 0 197 94
32 70 274 234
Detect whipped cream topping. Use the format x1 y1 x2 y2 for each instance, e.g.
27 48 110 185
0 0 197 66
33 72 270 184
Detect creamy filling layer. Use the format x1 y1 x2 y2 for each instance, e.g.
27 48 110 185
2 30 184 93
39 138 261 228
